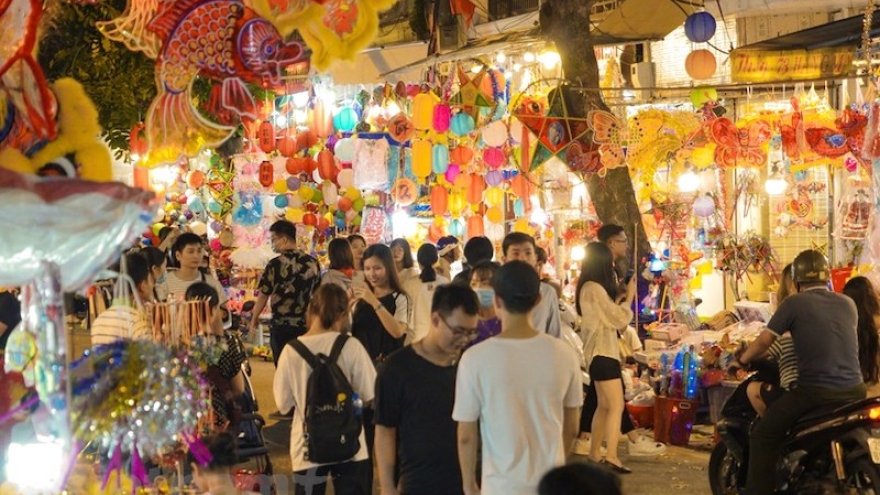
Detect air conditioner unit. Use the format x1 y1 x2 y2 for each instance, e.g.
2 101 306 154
630 62 655 89
438 15 466 53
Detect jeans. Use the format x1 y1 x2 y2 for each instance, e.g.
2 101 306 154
270 323 305 367
745 384 866 495
293 460 372 495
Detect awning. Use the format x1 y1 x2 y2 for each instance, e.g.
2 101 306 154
729 11 880 83
326 41 431 85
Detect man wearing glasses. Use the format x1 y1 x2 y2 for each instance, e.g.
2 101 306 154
375 284 480 495
453 261 582 495
597 224 631 285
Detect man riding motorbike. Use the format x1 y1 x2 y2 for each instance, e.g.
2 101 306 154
732 249 866 495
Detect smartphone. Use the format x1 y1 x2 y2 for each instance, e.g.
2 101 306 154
623 269 635 284
352 271 366 287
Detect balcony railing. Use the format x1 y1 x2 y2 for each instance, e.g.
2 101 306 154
488 0 539 20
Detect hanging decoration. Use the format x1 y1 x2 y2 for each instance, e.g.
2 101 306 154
685 49 717 80
510 85 590 172
708 117 772 168
684 11 716 43
587 109 628 175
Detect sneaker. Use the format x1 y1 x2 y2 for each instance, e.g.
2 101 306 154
573 438 591 456
627 435 667 456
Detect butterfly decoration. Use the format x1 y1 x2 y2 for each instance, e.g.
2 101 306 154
587 109 628 174
708 117 771 168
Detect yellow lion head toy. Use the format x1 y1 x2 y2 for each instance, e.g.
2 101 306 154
0 78 112 182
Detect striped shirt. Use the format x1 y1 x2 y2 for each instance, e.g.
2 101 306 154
90 304 151 345
767 334 798 390
161 270 228 306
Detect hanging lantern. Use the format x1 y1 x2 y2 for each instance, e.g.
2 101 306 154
434 104 452 132
431 185 449 215
450 146 474 165
186 170 205 188
485 169 504 187
511 174 534 200
445 163 461 183
486 206 504 224
483 147 506 169
485 186 505 206
287 176 301 191
684 11 717 43
451 113 475 137
286 156 303 174
313 100 334 138
273 178 288 194
513 198 525 217
449 219 464 236
333 106 359 132
317 150 338 182
258 160 274 187
296 129 319 150
693 195 715 218
467 214 485 237
432 144 450 174
335 138 355 162
448 191 465 216
129 122 147 156
322 182 339 205
412 140 432 180
388 114 415 143
412 93 436 130
337 168 354 188
466 173 486 205
259 120 276 153
685 49 717 80
277 128 298 157
482 120 508 147
391 178 418 206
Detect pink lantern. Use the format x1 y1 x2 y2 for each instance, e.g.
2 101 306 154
483 147 505 169
445 163 461 183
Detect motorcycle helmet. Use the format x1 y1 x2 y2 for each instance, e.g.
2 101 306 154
791 249 829 283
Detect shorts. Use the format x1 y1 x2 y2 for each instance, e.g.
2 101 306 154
589 355 622 382
759 382 785 408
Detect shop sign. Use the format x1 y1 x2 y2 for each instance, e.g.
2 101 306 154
730 47 854 83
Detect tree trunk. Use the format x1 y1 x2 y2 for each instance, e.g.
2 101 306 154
540 0 652 268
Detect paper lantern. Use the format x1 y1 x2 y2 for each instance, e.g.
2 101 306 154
334 107 358 132
431 185 449 215
445 164 461 183
275 194 289 208
685 11 716 43
391 178 418 206
296 129 319 150
337 168 354 188
258 160 274 187
467 214 485 237
454 171 471 189
483 147 505 169
485 169 504 187
434 104 452 132
485 186 505 206
448 191 465 216
190 221 207 236
466 173 486 205
412 93 435 130
273 178 287 194
335 138 355 162
513 218 530 233
313 101 334 138
338 196 353 211
486 206 504 224
303 213 318 226
323 182 339 205
450 146 474 165
449 219 464 237
510 174 534 199
479 69 506 100
433 144 450 174
690 87 718 108
513 198 525 217
412 140 432 179
277 128 298 157
298 186 315 202
317 150 338 182
685 49 717 80
451 113 475 137
482 120 508 147
388 113 415 143
259 120 276 153
693 195 715 218
302 156 318 174
352 198 365 212
187 170 205 188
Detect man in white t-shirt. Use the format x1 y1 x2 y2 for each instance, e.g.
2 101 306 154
90 252 153 345
453 261 582 495
501 232 562 338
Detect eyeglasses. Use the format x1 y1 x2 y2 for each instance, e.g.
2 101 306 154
611 237 628 244
439 314 478 340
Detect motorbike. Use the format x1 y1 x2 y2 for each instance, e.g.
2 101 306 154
709 362 880 494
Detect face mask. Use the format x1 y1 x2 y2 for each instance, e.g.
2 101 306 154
156 272 167 285
474 288 495 308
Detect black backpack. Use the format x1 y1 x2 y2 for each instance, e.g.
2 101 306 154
288 335 362 464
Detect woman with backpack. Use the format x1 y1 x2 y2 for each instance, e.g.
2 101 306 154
273 284 376 495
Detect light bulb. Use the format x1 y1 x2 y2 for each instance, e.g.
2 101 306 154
765 177 788 195
538 50 560 70
523 52 536 63
292 91 309 108
677 171 700 193
571 245 586 262
274 114 289 128
513 63 522 72
496 52 506 63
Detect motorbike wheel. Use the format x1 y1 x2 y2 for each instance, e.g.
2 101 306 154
709 442 743 495
845 457 880 495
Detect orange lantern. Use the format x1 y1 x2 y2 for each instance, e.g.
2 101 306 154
431 185 448 216
258 120 276 153
303 212 318 226
313 100 334 138
511 174 535 199
412 140 432 180
258 160 274 187
186 170 205 189
277 128 298 157
454 172 471 190
296 129 318 150
467 215 485 237
302 156 318 174
286 156 303 174
391 178 418 206
129 122 147 156
428 219 446 242
450 146 474 165
685 49 717 80
317 150 338 182
466 173 486 205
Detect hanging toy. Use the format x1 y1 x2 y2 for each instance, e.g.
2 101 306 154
258 159 274 187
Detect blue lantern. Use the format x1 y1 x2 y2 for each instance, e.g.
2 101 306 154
450 113 475 137
333 107 359 132
275 194 289 208
685 12 716 43
432 144 450 174
449 219 465 237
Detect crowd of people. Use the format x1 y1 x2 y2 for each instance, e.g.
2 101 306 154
5 217 880 495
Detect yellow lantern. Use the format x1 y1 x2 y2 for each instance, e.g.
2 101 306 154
486 206 504 224
448 191 465 216
286 208 305 223
412 140 432 180
273 179 287 194
412 93 436 131
513 218 531 233
485 186 505 206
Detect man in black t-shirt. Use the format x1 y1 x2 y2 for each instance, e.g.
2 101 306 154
375 284 479 495
735 250 866 495
0 288 21 351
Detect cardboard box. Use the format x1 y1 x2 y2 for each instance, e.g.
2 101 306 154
650 323 689 342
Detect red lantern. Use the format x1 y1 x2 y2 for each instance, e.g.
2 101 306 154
466 173 486 205
258 120 276 153
467 215 485 237
303 213 318 226
129 122 147 156
317 150 338 182
431 185 448 216
286 156 303 174
511 174 534 199
303 156 318 174
296 129 318 150
277 128 298 157
258 160 274 187
313 101 334 138
450 146 474 165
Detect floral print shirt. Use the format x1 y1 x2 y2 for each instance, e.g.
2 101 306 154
258 250 321 330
